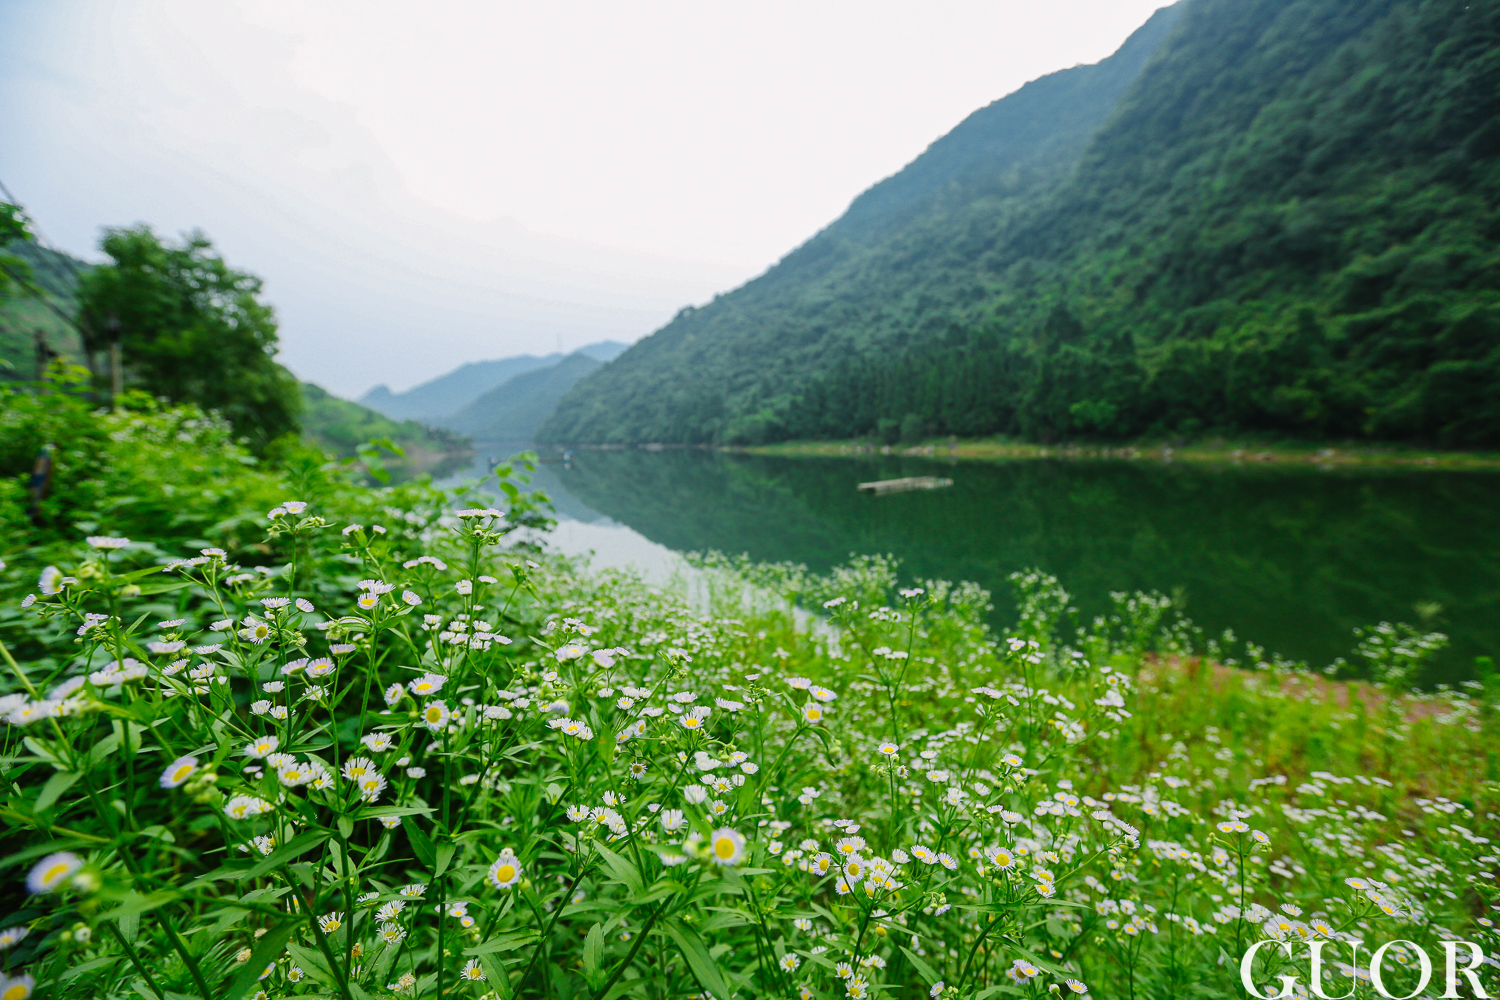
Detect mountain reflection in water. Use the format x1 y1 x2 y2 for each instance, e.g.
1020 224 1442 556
455 447 1500 682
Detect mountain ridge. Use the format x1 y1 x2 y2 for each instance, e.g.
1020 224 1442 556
362 339 627 422
439 351 605 441
539 0 1500 447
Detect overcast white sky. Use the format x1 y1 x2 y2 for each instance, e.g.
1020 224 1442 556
0 0 1168 397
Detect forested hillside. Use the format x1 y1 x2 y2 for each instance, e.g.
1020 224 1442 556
362 340 628 422
0 240 91 379
440 350 606 441
300 382 470 477
539 0 1500 447
1 229 466 471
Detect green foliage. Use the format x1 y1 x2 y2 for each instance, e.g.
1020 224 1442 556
544 448 1500 678
0 406 1491 999
75 225 302 449
0 204 33 304
0 239 93 383
300 383 471 481
0 368 309 552
0 520 1494 999
540 0 1500 448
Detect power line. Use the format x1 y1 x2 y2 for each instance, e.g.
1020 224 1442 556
0 258 87 336
0 178 90 296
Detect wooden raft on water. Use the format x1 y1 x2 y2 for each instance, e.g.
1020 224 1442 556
857 476 954 495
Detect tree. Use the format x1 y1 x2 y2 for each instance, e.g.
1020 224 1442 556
0 203 34 301
76 225 301 449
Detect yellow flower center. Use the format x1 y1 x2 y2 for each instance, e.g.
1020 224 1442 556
171 764 194 783
807 708 822 720
683 718 699 728
714 837 737 860
42 862 70 885
4 983 31 1000
495 864 516 883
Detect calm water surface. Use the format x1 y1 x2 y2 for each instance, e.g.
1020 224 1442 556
454 447 1500 680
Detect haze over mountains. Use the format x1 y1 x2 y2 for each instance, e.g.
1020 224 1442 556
361 340 626 421
539 0 1500 447
359 340 627 440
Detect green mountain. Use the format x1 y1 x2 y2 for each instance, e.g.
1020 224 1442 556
300 382 471 479
362 340 628 422
0 241 91 379
539 0 1500 448
439 351 606 441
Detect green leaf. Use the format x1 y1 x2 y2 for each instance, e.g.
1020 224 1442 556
582 923 606 989
433 842 456 879
479 953 513 998
118 908 139 945
240 828 333 881
33 769 82 813
132 581 193 596
594 843 644 894
664 919 733 1000
85 730 123 769
407 822 437 870
221 919 301 1000
352 804 433 821
21 737 65 769
463 931 539 956
285 939 336 986
900 946 941 986
93 890 180 923
337 815 354 841
629 879 682 906
60 956 116 981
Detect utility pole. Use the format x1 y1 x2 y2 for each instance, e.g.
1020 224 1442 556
106 313 122 407
34 328 50 383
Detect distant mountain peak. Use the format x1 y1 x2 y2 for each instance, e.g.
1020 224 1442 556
358 340 630 423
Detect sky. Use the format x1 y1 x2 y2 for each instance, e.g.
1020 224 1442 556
0 0 1170 398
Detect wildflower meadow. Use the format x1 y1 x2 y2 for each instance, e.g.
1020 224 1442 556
0 458 1496 1000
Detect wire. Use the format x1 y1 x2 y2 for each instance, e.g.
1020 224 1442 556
0 258 87 335
0 178 90 296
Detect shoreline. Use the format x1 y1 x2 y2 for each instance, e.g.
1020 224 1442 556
732 436 1500 470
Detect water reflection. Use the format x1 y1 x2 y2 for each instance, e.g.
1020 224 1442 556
450 446 1500 679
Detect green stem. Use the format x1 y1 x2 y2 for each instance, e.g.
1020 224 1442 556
102 920 169 1000
591 900 667 1000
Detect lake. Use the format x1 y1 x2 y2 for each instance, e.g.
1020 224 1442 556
451 446 1500 682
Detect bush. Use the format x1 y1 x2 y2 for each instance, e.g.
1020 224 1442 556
0 491 1494 999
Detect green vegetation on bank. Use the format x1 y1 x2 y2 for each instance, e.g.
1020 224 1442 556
541 0 1500 448
73 226 302 450
0 406 1494 997
743 435 1500 470
1 216 468 477
299 383 471 481
537 447 1500 679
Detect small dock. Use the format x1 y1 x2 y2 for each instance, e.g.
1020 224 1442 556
857 476 954 496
